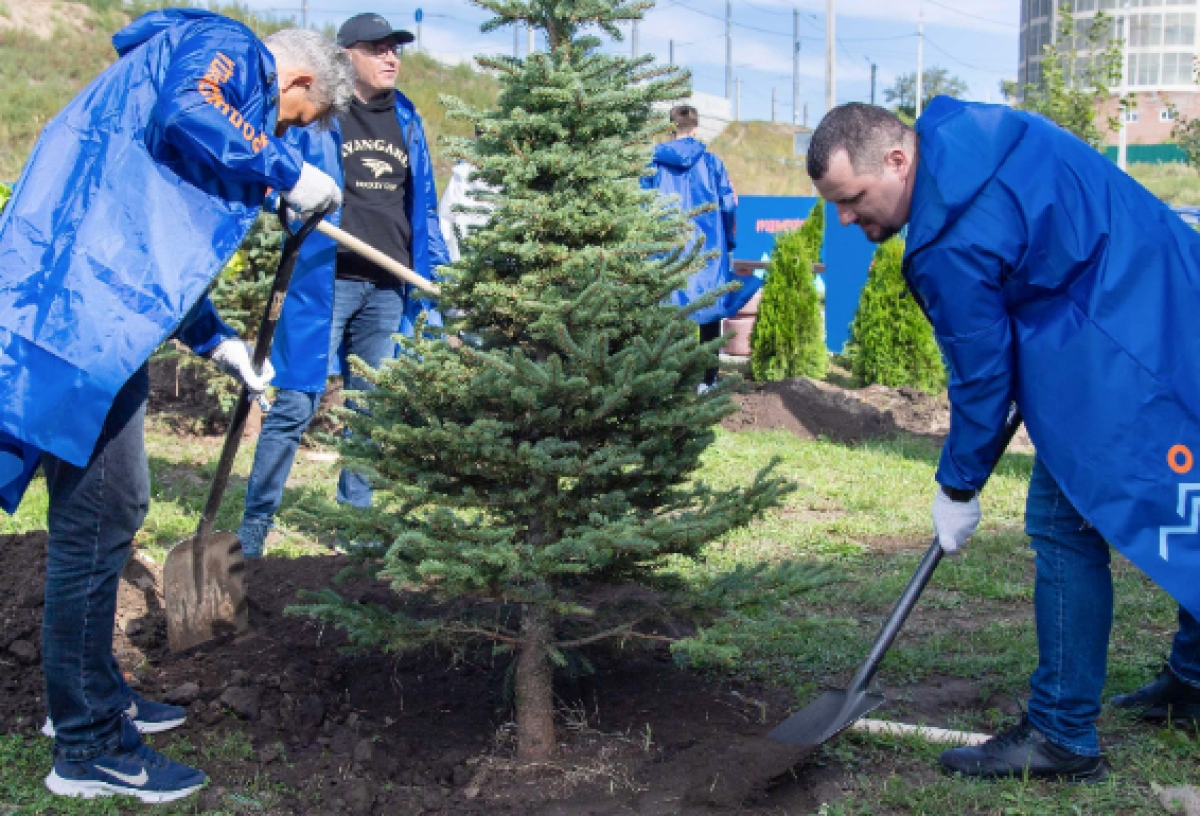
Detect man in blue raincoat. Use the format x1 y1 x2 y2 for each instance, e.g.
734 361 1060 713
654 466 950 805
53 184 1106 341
0 11 351 802
808 100 1200 781
236 13 448 558
642 104 757 392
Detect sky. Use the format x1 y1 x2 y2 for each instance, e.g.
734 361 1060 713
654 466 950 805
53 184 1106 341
242 0 1020 124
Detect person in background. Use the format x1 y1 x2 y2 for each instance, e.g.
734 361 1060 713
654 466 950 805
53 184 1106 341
439 126 494 262
642 104 756 392
237 12 449 558
0 11 350 802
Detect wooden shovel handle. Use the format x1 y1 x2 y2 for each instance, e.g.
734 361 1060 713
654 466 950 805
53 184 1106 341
316 221 440 295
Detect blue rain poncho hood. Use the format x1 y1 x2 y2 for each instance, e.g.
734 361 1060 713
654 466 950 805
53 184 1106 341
904 96 1200 619
0 9 304 511
642 137 758 324
269 93 449 394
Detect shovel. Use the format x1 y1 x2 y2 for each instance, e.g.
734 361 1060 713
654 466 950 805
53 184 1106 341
164 206 331 652
769 408 1024 748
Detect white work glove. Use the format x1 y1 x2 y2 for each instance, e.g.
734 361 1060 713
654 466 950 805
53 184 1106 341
932 487 981 555
209 339 275 398
282 163 342 217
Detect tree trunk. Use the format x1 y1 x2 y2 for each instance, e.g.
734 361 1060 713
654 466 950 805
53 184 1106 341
515 603 556 762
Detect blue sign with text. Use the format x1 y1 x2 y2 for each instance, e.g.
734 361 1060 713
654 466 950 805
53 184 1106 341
735 195 876 352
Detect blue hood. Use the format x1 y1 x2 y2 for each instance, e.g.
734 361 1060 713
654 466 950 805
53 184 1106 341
112 8 220 56
652 138 709 170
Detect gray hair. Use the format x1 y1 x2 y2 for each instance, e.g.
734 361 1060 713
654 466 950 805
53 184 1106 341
807 103 915 181
264 28 355 127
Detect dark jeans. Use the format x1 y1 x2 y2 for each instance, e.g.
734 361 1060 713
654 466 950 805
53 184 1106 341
41 365 149 761
698 320 720 387
238 280 405 555
1025 457 1200 756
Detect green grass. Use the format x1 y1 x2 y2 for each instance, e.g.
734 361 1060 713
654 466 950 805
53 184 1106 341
708 120 814 197
1127 161 1200 206
4 416 1193 814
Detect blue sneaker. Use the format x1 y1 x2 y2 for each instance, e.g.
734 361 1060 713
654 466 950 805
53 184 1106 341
43 692 187 737
45 716 205 803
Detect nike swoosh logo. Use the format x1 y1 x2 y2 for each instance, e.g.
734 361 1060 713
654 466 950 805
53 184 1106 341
96 765 149 787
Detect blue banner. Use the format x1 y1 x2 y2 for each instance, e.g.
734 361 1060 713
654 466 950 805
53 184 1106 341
735 196 876 352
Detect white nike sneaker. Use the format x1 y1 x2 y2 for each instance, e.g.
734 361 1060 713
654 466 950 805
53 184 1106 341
45 716 205 803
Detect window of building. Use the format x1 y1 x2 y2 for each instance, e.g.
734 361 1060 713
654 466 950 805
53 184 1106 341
1161 107 1176 121
1137 51 1161 84
1163 50 1197 82
1077 0 1097 10
1131 13 1165 45
1126 109 1140 123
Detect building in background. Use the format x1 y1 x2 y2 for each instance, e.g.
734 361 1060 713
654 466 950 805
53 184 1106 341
1019 0 1198 149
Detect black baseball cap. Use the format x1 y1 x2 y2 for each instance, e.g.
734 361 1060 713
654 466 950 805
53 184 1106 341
337 13 415 48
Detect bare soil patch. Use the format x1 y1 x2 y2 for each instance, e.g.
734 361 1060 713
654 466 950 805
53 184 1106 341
725 378 1034 453
0 531 889 814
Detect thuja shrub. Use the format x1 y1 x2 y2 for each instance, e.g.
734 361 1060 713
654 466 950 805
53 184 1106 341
846 237 945 393
749 224 826 381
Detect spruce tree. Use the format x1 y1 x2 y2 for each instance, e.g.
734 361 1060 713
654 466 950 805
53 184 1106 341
295 0 789 761
847 237 946 392
749 200 826 381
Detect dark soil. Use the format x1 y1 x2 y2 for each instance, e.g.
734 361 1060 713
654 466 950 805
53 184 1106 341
725 378 1034 452
148 356 344 441
0 531 891 815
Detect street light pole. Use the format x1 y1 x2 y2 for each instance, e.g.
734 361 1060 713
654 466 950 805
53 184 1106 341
726 0 733 99
825 0 836 112
793 9 801 126
1118 1 1131 171
916 11 924 118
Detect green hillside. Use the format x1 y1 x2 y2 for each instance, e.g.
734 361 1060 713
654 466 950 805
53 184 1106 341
709 121 814 197
0 4 497 188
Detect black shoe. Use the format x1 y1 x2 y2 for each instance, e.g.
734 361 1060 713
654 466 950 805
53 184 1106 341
939 715 1107 783
1110 667 1200 721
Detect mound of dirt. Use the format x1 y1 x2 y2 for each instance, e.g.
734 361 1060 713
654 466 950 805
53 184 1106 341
725 378 1034 452
1 532 836 814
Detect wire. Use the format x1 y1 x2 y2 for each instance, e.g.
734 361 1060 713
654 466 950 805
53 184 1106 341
923 35 1015 74
922 0 1019 29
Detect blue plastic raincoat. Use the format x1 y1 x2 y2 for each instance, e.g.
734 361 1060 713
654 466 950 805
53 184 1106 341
270 93 448 393
0 9 304 512
906 97 1200 618
641 137 759 324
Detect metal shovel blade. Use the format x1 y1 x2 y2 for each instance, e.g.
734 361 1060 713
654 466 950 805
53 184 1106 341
164 532 248 652
768 689 886 748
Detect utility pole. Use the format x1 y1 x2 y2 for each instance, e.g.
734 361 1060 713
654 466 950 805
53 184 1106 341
865 57 876 105
513 21 519 58
825 0 836 113
916 11 924 118
1118 0 1131 170
301 0 307 28
669 39 674 64
726 0 733 98
793 9 801 126
632 20 639 58
735 77 741 122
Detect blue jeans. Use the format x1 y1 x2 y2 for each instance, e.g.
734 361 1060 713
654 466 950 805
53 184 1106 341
238 280 405 555
1025 457 1200 756
40 365 148 760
